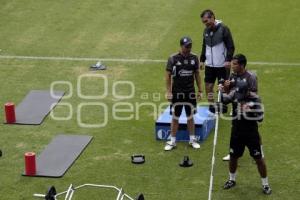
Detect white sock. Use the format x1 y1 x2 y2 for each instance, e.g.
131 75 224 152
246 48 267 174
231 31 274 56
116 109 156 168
171 136 176 144
229 172 236 181
190 135 196 142
261 177 269 186
261 145 265 158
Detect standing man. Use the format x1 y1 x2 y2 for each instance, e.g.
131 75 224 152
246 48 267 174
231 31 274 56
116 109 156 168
199 9 235 103
200 9 235 161
221 54 272 195
164 36 202 151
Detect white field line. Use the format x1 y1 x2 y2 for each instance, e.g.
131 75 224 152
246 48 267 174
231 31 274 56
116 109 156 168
208 90 222 200
1 55 300 66
0 55 165 63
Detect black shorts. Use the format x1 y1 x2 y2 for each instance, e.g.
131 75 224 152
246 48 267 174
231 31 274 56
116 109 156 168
229 124 263 159
204 66 229 83
170 92 197 118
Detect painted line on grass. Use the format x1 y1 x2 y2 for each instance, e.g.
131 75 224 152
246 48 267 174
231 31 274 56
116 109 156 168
1 55 300 66
0 55 165 63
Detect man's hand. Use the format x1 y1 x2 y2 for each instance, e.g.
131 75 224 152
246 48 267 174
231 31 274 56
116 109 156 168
165 91 173 102
199 62 205 70
224 61 231 69
224 80 230 88
219 80 231 93
218 84 224 91
241 103 251 112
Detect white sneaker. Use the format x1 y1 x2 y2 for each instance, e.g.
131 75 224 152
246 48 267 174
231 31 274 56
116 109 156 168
222 154 230 161
164 141 176 151
189 140 200 149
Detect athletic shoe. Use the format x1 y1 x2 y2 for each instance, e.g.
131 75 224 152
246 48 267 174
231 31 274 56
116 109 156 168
222 154 230 161
262 185 272 195
164 141 176 151
223 180 236 189
189 140 200 149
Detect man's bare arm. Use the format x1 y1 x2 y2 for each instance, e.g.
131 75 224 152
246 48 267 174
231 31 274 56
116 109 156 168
165 71 172 101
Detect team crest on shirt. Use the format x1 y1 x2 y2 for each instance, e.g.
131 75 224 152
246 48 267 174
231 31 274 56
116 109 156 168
178 69 193 77
253 150 261 156
176 61 182 65
184 60 188 65
191 60 195 65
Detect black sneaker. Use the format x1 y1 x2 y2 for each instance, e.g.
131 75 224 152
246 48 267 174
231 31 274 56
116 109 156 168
224 180 236 189
262 185 272 195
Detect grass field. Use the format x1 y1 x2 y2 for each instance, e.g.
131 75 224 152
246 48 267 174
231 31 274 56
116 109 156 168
0 0 300 199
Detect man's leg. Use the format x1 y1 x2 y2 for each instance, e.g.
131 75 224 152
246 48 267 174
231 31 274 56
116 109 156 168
248 129 272 194
224 131 244 189
171 118 179 137
254 157 272 194
185 97 200 149
229 157 238 174
187 117 200 149
164 104 182 151
186 101 195 135
224 156 238 189
204 66 216 103
205 82 215 103
255 158 267 178
187 117 194 136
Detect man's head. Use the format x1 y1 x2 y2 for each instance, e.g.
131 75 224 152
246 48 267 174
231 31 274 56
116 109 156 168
200 9 215 29
231 54 247 74
180 36 192 54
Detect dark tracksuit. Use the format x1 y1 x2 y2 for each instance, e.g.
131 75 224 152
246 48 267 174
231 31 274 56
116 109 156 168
200 21 235 83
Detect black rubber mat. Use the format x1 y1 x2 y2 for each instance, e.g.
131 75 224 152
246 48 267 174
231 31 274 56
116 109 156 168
22 135 93 178
12 90 64 125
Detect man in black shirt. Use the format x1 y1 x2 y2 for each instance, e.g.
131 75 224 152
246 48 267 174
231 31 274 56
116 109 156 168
220 54 272 195
164 36 203 151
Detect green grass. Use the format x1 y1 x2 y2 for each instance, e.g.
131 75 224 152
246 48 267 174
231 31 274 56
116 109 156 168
0 0 300 199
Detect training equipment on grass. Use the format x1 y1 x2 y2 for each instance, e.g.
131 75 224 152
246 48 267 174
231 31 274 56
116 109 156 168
208 83 223 200
34 184 145 200
90 61 107 70
22 135 92 178
24 152 37 175
179 156 193 167
46 186 57 200
131 154 145 164
5 90 64 125
155 106 215 142
4 102 16 123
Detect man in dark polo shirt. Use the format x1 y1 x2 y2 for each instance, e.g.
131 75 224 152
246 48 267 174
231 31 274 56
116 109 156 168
199 9 235 103
164 36 203 151
220 54 272 195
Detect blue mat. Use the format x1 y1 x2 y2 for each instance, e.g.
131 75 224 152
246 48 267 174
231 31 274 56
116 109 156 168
155 106 215 141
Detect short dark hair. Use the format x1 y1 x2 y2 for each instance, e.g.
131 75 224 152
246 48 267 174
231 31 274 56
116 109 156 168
233 54 247 67
200 9 215 18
